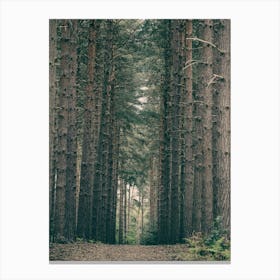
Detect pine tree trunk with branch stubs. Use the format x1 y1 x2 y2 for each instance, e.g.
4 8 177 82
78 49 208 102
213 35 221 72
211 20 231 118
201 19 214 234
54 20 70 242
49 19 230 246
49 19 58 242
77 20 98 240
179 20 187 241
149 157 157 231
184 20 194 237
158 19 171 244
110 121 120 244
192 21 205 234
170 20 183 244
215 19 231 234
64 20 78 241
118 178 124 244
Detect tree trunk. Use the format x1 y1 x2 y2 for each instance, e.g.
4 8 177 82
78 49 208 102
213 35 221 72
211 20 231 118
64 20 78 241
49 19 58 242
127 184 131 236
149 157 157 231
53 19 70 241
184 20 194 237
215 19 231 234
158 19 171 244
124 182 127 243
91 20 104 242
170 20 182 244
192 21 205 233
118 178 124 244
141 191 144 238
179 20 186 241
111 122 120 244
106 34 116 244
201 20 214 234
77 20 98 239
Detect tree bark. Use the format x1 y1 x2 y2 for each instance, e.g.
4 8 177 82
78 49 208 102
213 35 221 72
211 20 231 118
179 20 186 241
118 178 124 244
215 20 231 234
170 20 182 244
111 122 120 243
184 20 194 237
49 19 58 242
149 157 157 231
54 19 70 241
201 20 214 234
124 182 127 243
192 20 205 233
64 20 78 241
158 20 171 244
77 20 98 239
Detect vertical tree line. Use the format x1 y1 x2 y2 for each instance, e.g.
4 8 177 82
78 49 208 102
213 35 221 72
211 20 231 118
157 19 230 244
49 19 230 244
49 19 120 243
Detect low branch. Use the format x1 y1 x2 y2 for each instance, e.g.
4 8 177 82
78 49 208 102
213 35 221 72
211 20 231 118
207 74 224 87
183 59 207 70
186 37 225 53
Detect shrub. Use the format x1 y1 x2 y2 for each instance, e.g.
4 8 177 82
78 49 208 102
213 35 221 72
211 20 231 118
140 229 158 245
182 217 230 261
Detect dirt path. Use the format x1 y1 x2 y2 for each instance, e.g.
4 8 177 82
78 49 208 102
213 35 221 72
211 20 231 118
49 242 190 261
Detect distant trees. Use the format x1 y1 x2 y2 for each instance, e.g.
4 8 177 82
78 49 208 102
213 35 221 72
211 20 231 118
49 19 230 244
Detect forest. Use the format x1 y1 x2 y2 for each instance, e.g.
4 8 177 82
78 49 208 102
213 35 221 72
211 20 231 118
49 19 230 261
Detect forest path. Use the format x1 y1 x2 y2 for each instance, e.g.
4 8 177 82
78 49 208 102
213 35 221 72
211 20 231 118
49 242 190 261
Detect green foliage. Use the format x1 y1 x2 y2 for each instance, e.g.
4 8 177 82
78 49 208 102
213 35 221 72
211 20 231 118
183 233 230 261
125 215 138 244
204 216 228 246
126 230 137 245
180 217 230 261
140 229 158 245
75 237 103 244
88 239 103 244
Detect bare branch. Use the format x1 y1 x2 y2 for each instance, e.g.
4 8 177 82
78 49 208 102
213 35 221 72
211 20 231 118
207 74 224 87
186 37 225 53
183 59 207 70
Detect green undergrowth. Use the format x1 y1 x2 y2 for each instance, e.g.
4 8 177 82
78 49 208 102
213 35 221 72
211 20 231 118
177 217 230 261
181 233 230 261
69 237 103 244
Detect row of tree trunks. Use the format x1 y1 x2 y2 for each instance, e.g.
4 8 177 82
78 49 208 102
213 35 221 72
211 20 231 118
157 19 230 243
49 19 230 244
50 20 120 243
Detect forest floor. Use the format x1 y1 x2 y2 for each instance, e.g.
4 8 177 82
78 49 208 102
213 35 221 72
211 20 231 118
49 242 193 262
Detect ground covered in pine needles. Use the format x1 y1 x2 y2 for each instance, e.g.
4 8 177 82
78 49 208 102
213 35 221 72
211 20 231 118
49 242 192 262
49 239 230 262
